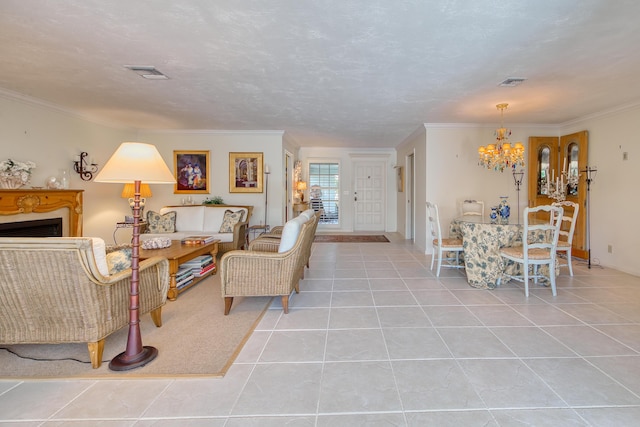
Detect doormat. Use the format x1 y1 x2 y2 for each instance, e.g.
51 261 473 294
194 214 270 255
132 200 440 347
314 235 389 243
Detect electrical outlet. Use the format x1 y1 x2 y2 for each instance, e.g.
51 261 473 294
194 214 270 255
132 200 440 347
608 245 613 253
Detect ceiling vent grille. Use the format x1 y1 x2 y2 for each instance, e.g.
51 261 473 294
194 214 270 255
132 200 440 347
498 77 527 87
124 66 169 80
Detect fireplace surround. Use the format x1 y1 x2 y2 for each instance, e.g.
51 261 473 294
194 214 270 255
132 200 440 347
0 189 84 236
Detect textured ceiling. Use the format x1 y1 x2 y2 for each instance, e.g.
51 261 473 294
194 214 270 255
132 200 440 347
1 0 640 147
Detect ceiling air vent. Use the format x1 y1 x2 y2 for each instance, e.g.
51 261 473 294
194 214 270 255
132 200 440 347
124 65 169 80
498 77 527 87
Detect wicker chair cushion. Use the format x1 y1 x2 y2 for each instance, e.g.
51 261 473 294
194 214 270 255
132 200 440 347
219 209 244 233
146 210 177 233
106 247 132 274
278 216 304 253
500 245 552 260
90 237 110 276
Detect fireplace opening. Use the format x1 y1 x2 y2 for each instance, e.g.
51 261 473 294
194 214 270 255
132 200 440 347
0 218 63 237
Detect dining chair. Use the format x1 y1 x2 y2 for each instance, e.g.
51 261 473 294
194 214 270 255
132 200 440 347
498 204 563 297
461 199 485 217
426 201 464 277
552 200 579 276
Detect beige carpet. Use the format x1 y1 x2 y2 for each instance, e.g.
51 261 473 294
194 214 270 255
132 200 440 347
0 274 272 379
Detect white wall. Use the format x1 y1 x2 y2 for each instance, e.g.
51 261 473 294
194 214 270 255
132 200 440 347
396 126 427 251
424 124 554 233
0 94 135 240
560 104 640 275
136 130 286 230
0 93 287 241
298 146 397 233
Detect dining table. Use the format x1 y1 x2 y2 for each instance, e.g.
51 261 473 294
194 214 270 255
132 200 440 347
450 216 555 290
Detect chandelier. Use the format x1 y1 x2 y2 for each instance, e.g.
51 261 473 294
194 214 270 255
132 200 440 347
477 103 525 172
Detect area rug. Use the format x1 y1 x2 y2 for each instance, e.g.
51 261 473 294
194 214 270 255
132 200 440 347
315 234 389 243
0 274 272 379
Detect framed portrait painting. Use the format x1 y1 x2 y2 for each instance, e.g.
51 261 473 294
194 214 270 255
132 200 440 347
174 150 210 194
229 152 263 193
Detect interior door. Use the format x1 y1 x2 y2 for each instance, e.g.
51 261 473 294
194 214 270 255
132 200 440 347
353 160 386 231
560 131 588 259
527 131 588 259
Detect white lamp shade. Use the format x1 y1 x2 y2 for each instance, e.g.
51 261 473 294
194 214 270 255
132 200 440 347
95 142 176 184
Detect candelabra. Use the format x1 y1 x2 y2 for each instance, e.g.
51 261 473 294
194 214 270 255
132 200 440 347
582 165 597 268
547 168 581 202
512 169 524 223
73 152 99 181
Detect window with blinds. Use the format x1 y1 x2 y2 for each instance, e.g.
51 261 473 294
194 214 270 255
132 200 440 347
308 162 339 224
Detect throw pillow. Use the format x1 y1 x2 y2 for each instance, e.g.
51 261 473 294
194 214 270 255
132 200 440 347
219 209 244 233
105 247 132 275
146 210 177 233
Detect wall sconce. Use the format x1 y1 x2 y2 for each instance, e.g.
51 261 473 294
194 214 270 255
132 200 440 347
73 152 99 181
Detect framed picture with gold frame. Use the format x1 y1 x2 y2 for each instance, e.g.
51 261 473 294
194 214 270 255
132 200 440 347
174 150 210 194
229 152 263 193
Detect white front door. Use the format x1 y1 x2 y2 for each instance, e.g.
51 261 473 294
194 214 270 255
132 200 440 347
353 160 386 231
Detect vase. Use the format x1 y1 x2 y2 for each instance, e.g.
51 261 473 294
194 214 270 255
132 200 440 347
0 174 28 189
498 196 510 223
490 206 498 223
58 169 69 189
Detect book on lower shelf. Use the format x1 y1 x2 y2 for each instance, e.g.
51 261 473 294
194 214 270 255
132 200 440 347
179 254 216 278
176 266 195 289
181 235 216 245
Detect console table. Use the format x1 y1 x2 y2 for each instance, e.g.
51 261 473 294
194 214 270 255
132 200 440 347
0 189 84 236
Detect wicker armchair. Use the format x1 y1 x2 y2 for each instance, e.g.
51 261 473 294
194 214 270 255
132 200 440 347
220 214 316 315
252 210 320 270
0 237 169 368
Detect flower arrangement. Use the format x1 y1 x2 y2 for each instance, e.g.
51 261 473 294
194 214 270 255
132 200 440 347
0 159 36 189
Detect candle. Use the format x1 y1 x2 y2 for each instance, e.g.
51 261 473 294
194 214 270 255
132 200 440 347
264 164 270 174
552 168 555 181
563 157 567 174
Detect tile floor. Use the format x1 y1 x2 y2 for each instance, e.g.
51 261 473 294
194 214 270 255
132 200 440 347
2 234 640 426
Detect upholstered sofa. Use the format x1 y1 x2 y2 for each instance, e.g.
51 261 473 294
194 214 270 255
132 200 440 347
220 213 317 315
0 237 169 368
141 204 253 254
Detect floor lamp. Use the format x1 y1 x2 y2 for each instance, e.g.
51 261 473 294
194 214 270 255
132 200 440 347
582 165 597 269
95 142 175 371
264 165 270 229
512 168 525 224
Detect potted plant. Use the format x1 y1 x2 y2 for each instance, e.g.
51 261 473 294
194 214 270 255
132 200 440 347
202 196 224 205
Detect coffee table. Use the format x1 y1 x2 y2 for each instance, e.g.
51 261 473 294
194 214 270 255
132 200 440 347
139 240 219 301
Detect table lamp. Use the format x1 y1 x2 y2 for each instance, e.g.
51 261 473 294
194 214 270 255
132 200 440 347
122 183 152 221
95 142 175 371
296 181 308 202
